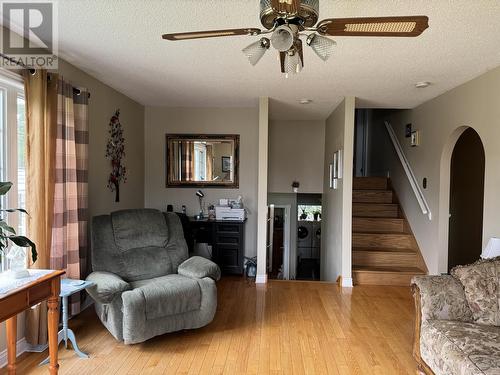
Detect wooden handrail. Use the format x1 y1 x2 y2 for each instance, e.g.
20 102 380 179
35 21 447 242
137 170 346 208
385 121 432 220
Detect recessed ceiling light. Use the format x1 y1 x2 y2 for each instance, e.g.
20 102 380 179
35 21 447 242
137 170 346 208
299 99 313 104
415 81 431 88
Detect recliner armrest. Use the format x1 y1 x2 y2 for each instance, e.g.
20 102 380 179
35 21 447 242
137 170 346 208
86 271 131 304
178 256 221 281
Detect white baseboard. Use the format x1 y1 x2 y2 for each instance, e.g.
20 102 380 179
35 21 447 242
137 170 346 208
255 274 268 284
341 277 353 288
0 337 29 369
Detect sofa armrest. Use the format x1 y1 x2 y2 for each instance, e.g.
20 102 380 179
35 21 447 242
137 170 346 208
178 256 221 281
86 271 131 304
411 275 473 322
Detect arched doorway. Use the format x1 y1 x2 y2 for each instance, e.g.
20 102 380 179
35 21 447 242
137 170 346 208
448 127 485 272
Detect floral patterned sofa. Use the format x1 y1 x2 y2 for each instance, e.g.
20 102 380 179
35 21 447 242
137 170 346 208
411 257 499 375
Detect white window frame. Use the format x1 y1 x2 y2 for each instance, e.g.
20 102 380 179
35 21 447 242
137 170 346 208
0 69 25 272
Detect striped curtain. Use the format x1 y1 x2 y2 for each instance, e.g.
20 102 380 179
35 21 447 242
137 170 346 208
181 141 195 181
50 78 89 315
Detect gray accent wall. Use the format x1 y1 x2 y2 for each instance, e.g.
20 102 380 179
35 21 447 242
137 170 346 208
268 120 325 194
144 106 259 258
321 98 355 283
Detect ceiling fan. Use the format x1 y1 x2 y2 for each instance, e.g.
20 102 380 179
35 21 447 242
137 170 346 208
162 0 429 76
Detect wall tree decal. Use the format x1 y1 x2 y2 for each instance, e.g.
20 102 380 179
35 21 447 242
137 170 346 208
106 109 127 202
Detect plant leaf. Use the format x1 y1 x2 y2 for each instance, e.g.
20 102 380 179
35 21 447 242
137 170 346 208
0 220 16 234
0 182 12 196
7 235 37 263
1 208 29 215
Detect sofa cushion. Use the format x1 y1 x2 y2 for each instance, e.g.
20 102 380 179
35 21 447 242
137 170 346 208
111 209 169 250
452 257 500 326
421 320 500 375
131 274 201 320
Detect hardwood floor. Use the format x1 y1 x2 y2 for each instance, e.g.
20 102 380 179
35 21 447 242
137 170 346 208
1 277 417 375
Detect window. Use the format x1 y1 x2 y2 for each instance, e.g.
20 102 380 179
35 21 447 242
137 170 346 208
298 205 322 221
0 71 26 272
194 142 207 181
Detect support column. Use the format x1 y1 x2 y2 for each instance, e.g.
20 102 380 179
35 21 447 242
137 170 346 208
256 97 269 284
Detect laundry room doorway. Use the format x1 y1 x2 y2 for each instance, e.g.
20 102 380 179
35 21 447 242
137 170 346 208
296 194 322 280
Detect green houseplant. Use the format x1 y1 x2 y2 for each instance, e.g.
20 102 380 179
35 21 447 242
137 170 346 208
0 182 37 267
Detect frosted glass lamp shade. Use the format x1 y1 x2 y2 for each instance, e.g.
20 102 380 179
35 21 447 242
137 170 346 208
242 38 270 66
284 51 303 75
307 34 336 62
482 237 500 259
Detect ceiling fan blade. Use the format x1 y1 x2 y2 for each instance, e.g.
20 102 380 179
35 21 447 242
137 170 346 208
271 0 301 15
317 16 429 37
162 28 261 41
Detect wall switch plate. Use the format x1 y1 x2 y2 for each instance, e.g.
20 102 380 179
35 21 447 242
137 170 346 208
410 130 420 147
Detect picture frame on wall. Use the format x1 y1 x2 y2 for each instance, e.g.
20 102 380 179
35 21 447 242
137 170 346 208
221 156 231 172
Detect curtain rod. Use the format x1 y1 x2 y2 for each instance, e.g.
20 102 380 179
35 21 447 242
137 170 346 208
0 53 91 99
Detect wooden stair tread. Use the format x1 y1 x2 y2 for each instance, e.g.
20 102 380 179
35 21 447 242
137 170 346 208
353 177 388 190
352 230 410 235
353 247 417 253
353 266 425 274
351 177 427 285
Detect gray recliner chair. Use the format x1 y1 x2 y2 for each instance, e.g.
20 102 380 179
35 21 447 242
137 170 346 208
86 209 220 344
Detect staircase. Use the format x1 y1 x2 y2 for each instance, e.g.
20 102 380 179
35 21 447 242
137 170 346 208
352 177 427 286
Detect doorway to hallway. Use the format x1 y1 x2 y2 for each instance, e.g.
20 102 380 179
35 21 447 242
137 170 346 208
448 127 485 272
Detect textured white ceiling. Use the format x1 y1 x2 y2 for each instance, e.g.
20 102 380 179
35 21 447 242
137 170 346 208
51 0 500 120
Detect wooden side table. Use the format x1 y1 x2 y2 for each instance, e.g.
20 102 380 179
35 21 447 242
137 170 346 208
0 269 65 374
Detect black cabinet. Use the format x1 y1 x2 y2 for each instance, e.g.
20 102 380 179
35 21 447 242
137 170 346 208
213 221 245 275
186 218 245 275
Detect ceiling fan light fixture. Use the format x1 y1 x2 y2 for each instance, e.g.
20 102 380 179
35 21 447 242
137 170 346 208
307 34 336 62
284 49 302 76
271 24 297 52
242 37 271 66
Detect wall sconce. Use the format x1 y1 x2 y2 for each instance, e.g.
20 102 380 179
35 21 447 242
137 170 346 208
292 181 300 193
330 150 343 190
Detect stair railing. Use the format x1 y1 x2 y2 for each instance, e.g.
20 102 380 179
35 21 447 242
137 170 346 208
384 121 432 220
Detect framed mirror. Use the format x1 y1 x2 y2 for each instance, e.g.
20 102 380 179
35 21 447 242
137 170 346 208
166 134 240 188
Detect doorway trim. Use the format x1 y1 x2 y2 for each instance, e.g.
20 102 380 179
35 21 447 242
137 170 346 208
437 126 485 273
272 204 292 279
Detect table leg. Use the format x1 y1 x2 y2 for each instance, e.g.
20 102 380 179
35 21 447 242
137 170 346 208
62 296 68 348
48 278 61 375
6 315 17 375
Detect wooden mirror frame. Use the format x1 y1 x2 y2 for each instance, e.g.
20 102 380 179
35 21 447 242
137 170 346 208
166 134 240 188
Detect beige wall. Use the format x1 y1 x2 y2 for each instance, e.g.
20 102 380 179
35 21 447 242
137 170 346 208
321 97 355 284
385 65 500 274
268 120 325 194
144 106 259 258
57 60 145 217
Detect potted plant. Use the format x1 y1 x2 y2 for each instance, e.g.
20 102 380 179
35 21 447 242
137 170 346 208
300 208 308 220
0 182 37 278
313 210 321 221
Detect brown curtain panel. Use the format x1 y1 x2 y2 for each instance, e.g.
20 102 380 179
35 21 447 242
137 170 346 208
23 70 58 346
50 79 89 315
181 141 195 181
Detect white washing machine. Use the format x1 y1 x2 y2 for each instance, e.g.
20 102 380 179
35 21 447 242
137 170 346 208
297 221 312 248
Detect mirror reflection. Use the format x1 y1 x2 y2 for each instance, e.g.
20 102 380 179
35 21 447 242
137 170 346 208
166 135 239 188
